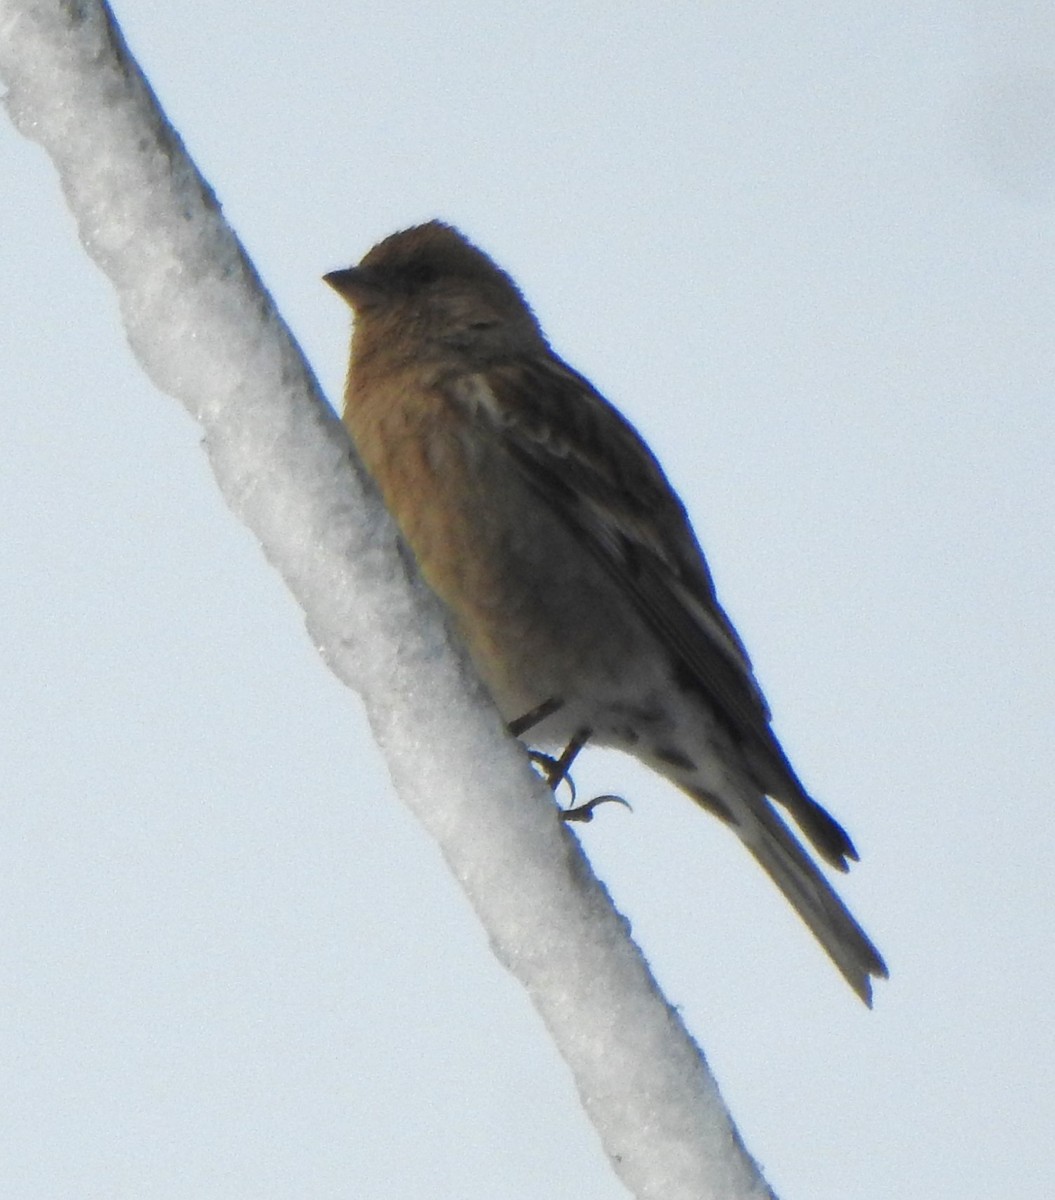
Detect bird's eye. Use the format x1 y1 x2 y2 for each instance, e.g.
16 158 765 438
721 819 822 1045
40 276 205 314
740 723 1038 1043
468 319 498 331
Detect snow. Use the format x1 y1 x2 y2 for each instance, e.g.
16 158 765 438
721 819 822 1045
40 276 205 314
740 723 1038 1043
0 1 775 1196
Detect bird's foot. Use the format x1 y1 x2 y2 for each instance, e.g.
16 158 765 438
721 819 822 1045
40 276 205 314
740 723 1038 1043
528 749 578 803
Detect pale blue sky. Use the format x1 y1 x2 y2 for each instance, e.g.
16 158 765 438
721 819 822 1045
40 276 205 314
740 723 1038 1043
3 3 1054 1197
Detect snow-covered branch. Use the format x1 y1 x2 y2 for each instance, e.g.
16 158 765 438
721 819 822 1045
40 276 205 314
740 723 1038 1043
0 2 775 1195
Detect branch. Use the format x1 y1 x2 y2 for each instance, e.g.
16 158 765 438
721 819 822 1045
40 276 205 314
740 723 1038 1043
0 3 775 1196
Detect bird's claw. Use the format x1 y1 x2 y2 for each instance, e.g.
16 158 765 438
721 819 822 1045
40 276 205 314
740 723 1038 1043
560 794 632 823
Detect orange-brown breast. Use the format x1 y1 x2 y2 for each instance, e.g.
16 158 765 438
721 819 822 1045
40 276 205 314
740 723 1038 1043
340 358 646 725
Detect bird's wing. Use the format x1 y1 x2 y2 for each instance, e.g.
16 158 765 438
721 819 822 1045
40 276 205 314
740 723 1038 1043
454 354 857 867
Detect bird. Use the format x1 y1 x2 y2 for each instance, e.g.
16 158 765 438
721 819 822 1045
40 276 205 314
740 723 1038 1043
324 221 887 1004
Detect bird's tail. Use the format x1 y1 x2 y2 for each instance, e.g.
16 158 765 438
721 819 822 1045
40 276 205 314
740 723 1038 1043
690 786 888 1004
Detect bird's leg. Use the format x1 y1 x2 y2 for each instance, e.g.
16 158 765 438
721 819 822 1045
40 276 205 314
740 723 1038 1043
507 696 564 737
510 698 576 797
508 703 583 803
541 727 590 794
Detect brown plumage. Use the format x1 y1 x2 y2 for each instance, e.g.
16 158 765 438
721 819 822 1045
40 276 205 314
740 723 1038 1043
325 221 886 1003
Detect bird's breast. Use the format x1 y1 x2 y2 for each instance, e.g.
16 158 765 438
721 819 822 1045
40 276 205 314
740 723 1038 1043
342 367 654 731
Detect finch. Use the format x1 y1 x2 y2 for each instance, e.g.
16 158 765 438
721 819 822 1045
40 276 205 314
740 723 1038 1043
324 221 886 1004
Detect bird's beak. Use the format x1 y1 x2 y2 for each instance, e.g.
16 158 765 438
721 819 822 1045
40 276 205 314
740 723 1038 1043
323 266 386 310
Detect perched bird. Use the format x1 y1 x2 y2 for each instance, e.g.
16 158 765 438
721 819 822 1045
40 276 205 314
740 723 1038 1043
325 221 887 1003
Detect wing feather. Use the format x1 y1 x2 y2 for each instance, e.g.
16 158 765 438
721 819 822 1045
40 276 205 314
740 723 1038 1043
452 355 857 867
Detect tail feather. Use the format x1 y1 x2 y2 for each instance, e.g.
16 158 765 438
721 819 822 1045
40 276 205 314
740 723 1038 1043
691 787 888 1004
